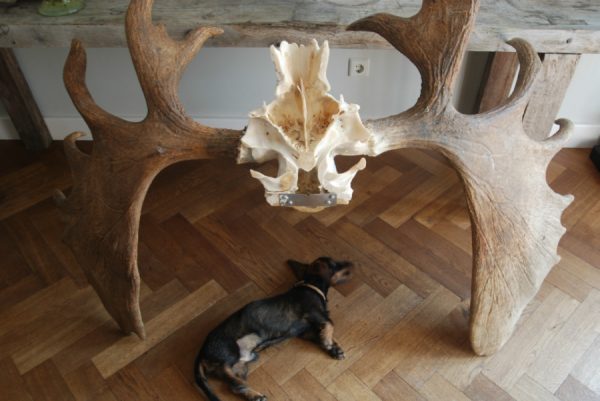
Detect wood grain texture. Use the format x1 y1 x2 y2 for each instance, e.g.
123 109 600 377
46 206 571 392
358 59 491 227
0 142 598 401
1 0 600 53
0 48 52 151
50 0 577 357
348 0 574 355
523 54 581 141
53 0 242 338
476 52 519 113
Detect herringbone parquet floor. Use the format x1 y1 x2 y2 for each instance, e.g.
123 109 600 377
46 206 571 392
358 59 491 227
0 141 599 401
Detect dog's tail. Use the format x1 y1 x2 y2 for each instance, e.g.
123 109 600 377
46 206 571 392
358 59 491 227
194 355 221 401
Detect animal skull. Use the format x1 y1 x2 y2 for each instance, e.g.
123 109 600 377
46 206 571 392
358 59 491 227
238 40 372 211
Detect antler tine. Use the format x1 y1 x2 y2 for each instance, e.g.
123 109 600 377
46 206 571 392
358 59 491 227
480 38 541 116
126 0 223 123
64 40 124 134
348 0 479 113
62 132 90 179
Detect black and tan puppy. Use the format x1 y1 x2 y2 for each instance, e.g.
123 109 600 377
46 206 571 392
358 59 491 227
194 257 353 401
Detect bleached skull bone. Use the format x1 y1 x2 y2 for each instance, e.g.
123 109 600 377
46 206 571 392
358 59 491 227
237 40 372 211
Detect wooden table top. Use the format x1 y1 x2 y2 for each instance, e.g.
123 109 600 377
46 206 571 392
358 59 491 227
1 0 599 53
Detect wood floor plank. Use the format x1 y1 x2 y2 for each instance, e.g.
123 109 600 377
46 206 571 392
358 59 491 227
429 219 472 254
142 159 216 214
557 248 600 291
559 173 600 230
0 144 597 401
296 217 403 297
414 182 464 229
247 367 291 401
556 375 600 401
52 321 124 376
11 285 111 374
331 218 440 298
552 148 597 176
92 280 227 378
571 336 600 395
24 199 88 287
283 369 337 401
350 287 460 388
560 229 600 272
161 214 250 293
509 375 562 401
528 290 600 393
313 165 402 227
464 373 517 401
345 167 431 227
0 224 32 290
380 172 458 228
419 373 471 401
546 262 593 302
195 215 292 293
0 278 77 347
63 361 107 401
140 214 212 293
248 213 362 296
327 371 383 401
484 288 579 389
0 358 33 401
151 366 203 401
0 159 70 221
373 371 426 401
180 169 259 224
3 213 66 285
365 218 471 300
134 282 264 379
392 300 472 389
306 284 421 387
146 161 248 223
23 359 76 401
0 274 44 315
107 365 163 401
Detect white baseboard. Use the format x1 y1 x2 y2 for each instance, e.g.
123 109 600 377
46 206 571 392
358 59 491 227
559 123 600 148
0 116 598 148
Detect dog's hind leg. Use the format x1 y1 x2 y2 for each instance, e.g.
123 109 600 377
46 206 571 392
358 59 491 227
232 360 249 380
223 365 266 401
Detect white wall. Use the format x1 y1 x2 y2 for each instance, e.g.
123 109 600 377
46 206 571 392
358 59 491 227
555 54 600 147
0 48 598 147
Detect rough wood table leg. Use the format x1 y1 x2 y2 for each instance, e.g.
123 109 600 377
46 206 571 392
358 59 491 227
477 51 580 140
523 53 580 140
476 52 519 113
0 48 52 151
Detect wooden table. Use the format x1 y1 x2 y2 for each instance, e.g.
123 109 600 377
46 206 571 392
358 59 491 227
1 0 599 149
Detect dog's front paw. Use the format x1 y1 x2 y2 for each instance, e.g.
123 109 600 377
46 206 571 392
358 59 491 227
328 344 345 360
252 395 267 401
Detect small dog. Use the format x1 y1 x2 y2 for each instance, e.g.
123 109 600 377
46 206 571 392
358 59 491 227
194 257 353 401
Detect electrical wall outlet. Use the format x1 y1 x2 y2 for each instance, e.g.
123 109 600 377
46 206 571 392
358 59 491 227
348 58 370 77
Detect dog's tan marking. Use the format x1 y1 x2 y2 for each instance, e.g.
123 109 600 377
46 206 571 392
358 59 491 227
320 321 334 349
237 333 262 362
223 366 265 401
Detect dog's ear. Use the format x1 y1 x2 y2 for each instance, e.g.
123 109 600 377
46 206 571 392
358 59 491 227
287 260 309 280
330 261 353 286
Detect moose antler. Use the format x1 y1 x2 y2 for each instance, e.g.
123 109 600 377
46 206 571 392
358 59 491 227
349 0 573 355
55 0 242 338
